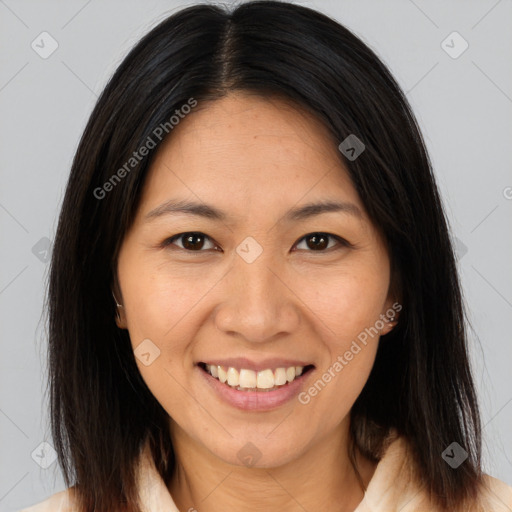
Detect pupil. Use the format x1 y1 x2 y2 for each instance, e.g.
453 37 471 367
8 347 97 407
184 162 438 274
184 233 204 250
308 233 327 250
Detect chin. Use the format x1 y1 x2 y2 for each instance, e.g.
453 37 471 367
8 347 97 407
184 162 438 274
205 431 309 469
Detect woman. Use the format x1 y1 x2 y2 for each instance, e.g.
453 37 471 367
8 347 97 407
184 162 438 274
21 1 512 511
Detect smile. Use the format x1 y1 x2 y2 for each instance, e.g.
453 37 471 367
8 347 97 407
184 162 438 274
198 362 315 392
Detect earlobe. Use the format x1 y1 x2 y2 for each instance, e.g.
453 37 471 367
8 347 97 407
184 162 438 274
380 297 401 336
112 290 127 329
115 311 127 329
380 319 397 336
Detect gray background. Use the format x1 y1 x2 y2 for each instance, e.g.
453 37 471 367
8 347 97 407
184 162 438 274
1 0 511 510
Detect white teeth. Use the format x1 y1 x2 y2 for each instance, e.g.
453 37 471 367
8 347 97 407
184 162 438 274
227 367 239 386
274 367 287 386
204 364 306 390
286 366 296 382
257 369 274 389
239 369 257 388
217 366 227 383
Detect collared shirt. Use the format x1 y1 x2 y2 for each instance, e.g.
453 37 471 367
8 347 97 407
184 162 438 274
20 431 512 511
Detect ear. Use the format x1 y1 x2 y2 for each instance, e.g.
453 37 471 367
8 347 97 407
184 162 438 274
112 278 127 330
379 296 402 336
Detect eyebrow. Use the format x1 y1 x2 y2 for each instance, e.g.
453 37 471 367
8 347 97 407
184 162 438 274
144 198 363 223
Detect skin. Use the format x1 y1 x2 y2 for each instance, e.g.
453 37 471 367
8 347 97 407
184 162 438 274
114 92 399 512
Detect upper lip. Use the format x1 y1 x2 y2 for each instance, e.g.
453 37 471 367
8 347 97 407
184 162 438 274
198 357 314 373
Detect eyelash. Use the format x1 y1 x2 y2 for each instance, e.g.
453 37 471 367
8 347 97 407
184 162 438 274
160 232 352 254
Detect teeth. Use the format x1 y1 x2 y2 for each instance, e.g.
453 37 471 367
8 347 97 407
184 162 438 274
274 367 287 386
227 367 239 386
217 366 227 383
286 366 296 382
204 364 306 390
257 369 274 389
239 369 257 388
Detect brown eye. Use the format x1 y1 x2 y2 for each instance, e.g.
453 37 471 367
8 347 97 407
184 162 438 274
162 231 349 254
294 232 346 252
164 232 218 251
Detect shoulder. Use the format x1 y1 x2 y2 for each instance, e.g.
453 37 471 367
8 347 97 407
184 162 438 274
369 432 512 512
478 473 512 511
19 488 76 512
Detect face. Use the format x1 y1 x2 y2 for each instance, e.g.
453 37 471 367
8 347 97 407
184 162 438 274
115 93 398 468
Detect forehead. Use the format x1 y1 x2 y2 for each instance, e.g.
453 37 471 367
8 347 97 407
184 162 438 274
136 93 367 226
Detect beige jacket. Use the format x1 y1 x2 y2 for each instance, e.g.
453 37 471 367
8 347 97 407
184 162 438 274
20 432 512 512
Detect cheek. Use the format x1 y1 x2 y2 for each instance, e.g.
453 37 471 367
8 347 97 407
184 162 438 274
121 276 197 423
299 318 380 427
301 264 389 342
116 254 206 404
296 267 387 406
121 258 210 345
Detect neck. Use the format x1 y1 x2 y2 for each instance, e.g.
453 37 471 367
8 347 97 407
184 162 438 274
168 420 376 512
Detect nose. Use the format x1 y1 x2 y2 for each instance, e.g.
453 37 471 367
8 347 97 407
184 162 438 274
213 251 301 344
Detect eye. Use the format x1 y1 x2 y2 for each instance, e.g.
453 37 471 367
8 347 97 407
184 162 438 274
162 232 219 252
161 231 350 253
293 232 349 252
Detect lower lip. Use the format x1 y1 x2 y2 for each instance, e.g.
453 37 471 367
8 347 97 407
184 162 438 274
197 365 314 411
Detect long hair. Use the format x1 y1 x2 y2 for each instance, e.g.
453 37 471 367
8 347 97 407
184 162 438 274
47 2 483 510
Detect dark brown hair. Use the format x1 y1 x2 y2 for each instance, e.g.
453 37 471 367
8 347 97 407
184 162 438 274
47 2 483 510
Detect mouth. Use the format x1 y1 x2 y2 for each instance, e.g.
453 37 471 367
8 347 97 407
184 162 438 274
197 362 315 392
